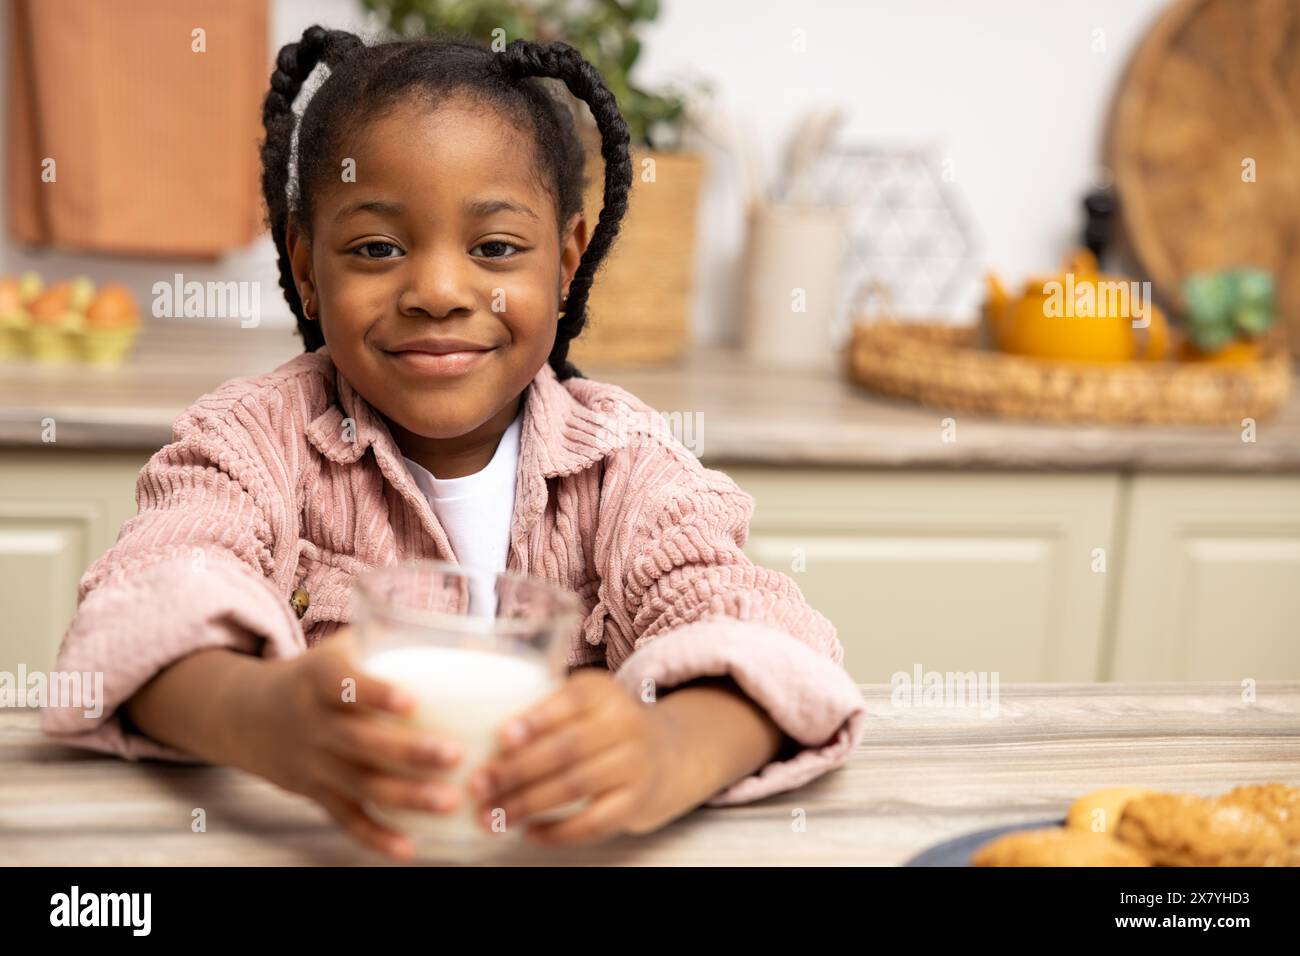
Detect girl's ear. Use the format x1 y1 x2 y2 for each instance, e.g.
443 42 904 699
559 212 589 300
285 218 318 319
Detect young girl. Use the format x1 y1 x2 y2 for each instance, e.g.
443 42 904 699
41 26 866 860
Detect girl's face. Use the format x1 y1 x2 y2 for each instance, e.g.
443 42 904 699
287 95 587 462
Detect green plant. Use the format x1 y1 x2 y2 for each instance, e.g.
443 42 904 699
360 0 700 147
1181 269 1276 352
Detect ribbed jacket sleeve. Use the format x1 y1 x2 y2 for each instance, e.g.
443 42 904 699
597 441 867 806
39 390 306 761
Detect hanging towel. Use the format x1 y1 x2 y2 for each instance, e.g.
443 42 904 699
6 0 268 257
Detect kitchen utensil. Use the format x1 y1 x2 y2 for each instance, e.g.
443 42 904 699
777 105 846 203
741 201 849 367
984 249 1169 362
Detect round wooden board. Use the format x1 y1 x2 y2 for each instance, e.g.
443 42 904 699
1107 0 1300 355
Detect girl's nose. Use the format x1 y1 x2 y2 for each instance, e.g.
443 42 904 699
397 252 477 320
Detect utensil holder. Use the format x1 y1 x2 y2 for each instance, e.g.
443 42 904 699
741 202 847 367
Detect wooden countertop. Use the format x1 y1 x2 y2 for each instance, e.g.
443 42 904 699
3 682 1298 866
1 321 1297 471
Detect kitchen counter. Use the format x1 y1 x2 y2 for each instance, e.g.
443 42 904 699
0 320 1297 471
3 682 1298 866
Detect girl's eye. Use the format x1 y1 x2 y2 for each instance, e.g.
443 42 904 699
354 241 402 259
472 240 521 260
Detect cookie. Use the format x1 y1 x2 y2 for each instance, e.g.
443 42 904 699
972 828 1151 867
1115 792 1299 866
1066 787 1154 835
1217 783 1300 810
1217 784 1300 842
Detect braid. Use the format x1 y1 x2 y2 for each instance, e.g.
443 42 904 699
497 40 633 380
260 25 363 352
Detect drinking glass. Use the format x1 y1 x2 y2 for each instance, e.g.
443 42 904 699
352 560 582 860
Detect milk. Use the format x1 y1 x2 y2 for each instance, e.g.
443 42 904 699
360 643 558 858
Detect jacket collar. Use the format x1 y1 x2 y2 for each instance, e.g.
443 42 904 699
305 348 636 568
304 348 631 480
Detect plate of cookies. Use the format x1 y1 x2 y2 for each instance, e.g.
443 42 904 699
906 783 1300 866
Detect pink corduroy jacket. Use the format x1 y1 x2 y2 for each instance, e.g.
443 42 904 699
41 347 867 806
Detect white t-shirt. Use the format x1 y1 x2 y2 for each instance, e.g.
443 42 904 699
401 412 522 616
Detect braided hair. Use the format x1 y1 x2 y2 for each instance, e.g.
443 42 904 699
259 26 633 380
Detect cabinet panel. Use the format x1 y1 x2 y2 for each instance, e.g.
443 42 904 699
0 522 88 675
0 451 148 675
1110 475 1300 680
727 469 1121 683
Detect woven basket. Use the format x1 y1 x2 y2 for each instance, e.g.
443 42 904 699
568 133 704 367
847 320 1292 424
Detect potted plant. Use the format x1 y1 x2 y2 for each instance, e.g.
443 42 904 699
361 0 710 365
1180 269 1278 364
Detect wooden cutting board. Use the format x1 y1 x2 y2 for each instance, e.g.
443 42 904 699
1107 0 1300 356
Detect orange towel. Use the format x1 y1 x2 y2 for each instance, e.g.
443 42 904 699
6 0 268 258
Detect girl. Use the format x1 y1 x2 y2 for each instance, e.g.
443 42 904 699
41 26 866 860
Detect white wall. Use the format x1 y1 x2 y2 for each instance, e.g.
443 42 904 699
646 0 1171 340
0 0 1170 344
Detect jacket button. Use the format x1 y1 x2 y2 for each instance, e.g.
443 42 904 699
290 588 310 620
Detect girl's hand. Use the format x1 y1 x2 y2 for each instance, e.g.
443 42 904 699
466 670 703 846
235 627 462 861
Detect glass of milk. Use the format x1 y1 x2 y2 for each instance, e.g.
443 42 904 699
352 561 582 861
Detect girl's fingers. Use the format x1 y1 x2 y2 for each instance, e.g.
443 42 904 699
316 789 416 861
317 751 461 814
477 699 626 799
495 670 612 753
524 787 637 847
485 742 634 829
320 710 462 775
311 640 414 717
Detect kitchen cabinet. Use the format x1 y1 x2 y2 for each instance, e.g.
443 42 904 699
731 469 1119 683
729 468 1300 684
1108 475 1300 681
0 451 147 676
6 453 1296 685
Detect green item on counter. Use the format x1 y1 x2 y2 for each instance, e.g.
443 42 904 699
1181 269 1276 351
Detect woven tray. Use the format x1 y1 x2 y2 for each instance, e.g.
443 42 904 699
847 321 1292 424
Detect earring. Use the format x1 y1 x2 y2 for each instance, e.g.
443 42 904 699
303 297 315 320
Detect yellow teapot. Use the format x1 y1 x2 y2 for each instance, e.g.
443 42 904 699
984 250 1168 362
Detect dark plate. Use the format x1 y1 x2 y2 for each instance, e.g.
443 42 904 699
905 818 1066 866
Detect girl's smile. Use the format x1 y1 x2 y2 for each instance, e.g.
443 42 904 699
381 334 499 378
285 94 587 478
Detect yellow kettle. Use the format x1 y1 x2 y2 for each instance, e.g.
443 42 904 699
984 250 1168 362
